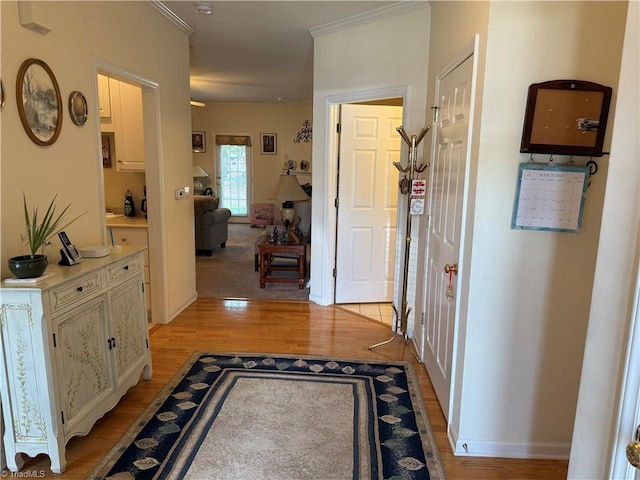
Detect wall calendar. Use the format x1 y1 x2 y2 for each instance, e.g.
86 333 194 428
512 162 589 233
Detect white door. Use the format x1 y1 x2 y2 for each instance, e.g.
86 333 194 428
422 55 474 418
335 104 402 304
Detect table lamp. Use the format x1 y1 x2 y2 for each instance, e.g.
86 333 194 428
270 169 310 243
192 165 209 194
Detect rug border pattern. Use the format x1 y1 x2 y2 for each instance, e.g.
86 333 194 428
90 351 446 480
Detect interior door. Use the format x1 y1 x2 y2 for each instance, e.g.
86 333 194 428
335 104 402 304
422 55 474 418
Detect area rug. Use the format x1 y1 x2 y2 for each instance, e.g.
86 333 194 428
196 223 310 302
90 352 446 480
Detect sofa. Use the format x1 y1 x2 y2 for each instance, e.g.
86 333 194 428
194 195 232 255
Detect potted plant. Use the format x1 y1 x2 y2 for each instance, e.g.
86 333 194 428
7 194 84 279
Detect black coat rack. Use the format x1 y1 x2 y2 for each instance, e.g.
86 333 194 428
369 125 430 362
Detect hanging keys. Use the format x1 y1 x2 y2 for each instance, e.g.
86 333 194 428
445 268 454 302
444 263 458 302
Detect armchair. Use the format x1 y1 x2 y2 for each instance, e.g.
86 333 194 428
194 195 232 255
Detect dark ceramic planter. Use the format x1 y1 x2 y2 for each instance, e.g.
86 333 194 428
8 255 48 279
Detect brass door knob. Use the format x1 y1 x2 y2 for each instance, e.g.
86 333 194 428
627 426 640 468
444 263 458 275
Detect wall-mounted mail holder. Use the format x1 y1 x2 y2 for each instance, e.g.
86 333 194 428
520 79 612 157
512 162 590 233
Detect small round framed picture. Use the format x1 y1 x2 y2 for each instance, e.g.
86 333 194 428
69 90 88 126
0 79 5 112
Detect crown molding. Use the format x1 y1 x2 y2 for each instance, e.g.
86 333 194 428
310 1 430 38
148 1 194 36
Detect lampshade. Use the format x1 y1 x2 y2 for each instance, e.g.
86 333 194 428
270 172 310 203
192 165 209 178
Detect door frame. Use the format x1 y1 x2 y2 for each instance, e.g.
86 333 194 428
334 103 403 305
325 87 408 306
413 37 480 438
93 58 169 325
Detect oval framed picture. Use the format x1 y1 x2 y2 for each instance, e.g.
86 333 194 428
16 58 62 146
69 91 88 126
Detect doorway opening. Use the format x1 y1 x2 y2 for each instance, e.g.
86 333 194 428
333 97 404 325
94 61 166 324
214 138 253 221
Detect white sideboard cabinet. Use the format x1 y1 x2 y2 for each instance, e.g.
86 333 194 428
0 247 152 474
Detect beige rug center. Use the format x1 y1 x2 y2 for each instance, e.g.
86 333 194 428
166 372 374 480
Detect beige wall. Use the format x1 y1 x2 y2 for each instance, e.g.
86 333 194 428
190 102 312 213
426 0 627 458
311 3 431 305
1 1 195 323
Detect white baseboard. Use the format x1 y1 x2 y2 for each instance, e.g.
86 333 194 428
163 292 198 324
449 437 570 459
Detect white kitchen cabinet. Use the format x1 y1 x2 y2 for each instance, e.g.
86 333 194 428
109 225 151 313
97 73 111 118
99 76 145 172
0 248 152 474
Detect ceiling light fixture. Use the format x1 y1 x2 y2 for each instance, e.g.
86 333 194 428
190 100 206 107
195 3 213 15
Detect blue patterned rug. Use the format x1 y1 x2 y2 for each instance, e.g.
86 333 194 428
91 352 446 480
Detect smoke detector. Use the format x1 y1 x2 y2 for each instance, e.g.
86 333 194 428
195 3 213 15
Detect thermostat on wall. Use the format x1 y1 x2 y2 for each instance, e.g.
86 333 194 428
79 246 111 258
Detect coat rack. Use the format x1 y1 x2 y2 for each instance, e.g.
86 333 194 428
369 125 430 362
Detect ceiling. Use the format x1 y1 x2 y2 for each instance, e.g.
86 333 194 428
157 1 404 104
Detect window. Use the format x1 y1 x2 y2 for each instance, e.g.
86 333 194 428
216 135 252 217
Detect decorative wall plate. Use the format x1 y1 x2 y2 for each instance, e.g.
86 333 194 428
0 79 5 112
69 91 88 126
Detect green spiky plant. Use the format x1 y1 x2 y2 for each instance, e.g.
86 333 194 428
22 193 86 258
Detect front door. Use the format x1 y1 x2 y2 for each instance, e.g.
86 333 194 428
422 54 474 418
335 104 402 304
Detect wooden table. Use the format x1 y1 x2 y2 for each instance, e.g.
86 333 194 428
258 237 308 289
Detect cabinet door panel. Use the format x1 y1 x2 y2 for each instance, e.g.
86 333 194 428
107 279 148 388
54 296 113 433
0 295 50 445
115 80 145 172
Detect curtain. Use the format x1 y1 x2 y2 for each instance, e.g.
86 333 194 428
215 135 252 146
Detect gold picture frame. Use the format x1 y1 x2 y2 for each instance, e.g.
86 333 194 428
16 58 62 146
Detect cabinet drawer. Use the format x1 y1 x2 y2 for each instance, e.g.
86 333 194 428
49 271 103 314
106 254 144 285
111 228 147 247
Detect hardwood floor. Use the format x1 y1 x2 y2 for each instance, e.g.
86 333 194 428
17 299 568 479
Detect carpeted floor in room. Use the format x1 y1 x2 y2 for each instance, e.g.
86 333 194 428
195 222 310 301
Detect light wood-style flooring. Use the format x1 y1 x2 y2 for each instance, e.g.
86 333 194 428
18 299 568 479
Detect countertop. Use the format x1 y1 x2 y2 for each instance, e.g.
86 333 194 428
106 215 148 228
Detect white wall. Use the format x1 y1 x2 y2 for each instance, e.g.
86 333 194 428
0 2 195 323
311 2 431 305
569 2 638 476
430 1 627 458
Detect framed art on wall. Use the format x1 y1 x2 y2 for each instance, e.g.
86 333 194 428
69 91 88 126
16 58 62 146
261 133 277 154
102 132 114 168
192 131 206 153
